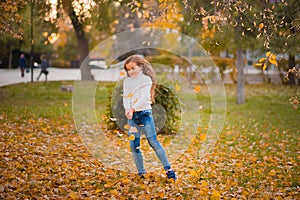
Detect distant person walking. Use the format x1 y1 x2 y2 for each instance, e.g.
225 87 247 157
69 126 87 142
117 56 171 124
37 55 49 81
19 54 27 77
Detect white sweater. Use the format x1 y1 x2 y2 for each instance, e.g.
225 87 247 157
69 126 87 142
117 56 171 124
123 72 152 111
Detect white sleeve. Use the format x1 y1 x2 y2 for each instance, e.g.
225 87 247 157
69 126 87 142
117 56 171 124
123 79 131 110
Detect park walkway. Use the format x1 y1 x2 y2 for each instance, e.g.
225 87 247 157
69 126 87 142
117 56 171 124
0 67 123 87
0 66 282 87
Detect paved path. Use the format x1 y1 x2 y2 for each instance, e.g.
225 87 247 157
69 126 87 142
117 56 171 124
0 66 282 87
0 67 123 87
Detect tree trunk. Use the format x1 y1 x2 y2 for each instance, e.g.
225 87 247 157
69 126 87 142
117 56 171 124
236 47 245 104
288 54 296 85
235 20 245 104
62 0 93 80
8 43 12 69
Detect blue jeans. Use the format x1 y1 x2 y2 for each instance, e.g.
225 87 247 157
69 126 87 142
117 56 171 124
128 110 171 175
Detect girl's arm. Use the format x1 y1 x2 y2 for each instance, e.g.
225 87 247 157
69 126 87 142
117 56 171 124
123 79 131 111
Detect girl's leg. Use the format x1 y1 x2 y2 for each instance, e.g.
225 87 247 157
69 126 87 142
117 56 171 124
142 115 171 171
146 134 171 171
128 120 145 175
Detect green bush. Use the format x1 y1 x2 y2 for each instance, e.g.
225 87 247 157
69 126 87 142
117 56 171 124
104 80 181 135
146 55 179 68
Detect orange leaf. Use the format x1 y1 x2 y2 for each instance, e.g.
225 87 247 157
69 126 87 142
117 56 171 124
194 85 201 93
120 71 126 76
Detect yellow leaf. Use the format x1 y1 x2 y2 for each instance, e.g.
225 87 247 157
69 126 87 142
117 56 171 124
128 134 135 141
263 63 267 71
110 189 119 196
122 178 131 184
194 85 201 93
258 57 267 63
175 84 181 92
136 2 141 7
199 134 207 141
266 52 271 57
201 180 209 187
254 63 263 67
268 169 277 176
69 192 79 200
124 124 130 130
190 170 199 177
271 54 276 60
210 190 221 200
133 99 138 104
269 54 277 65
95 188 102 193
127 93 133 98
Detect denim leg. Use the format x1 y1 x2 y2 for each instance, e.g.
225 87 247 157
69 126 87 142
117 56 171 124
142 115 171 171
128 119 145 175
146 134 171 171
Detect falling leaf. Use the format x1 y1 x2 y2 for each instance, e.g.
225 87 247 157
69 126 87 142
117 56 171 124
136 2 141 7
129 126 138 133
269 54 277 65
194 85 201 93
258 58 267 63
266 52 271 57
175 84 181 92
263 63 267 71
133 99 138 104
254 63 263 67
128 134 135 141
120 71 126 76
127 93 133 98
124 124 130 130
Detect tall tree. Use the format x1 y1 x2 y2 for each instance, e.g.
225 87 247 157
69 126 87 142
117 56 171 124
181 0 297 104
268 0 300 85
1 0 116 80
0 0 26 39
60 0 92 80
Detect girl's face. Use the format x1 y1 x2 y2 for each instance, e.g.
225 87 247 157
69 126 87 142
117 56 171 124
125 62 143 77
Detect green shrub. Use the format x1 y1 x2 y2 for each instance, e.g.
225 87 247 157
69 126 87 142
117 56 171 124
104 80 181 135
146 55 179 68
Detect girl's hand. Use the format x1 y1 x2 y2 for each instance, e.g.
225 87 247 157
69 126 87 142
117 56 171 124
125 108 135 119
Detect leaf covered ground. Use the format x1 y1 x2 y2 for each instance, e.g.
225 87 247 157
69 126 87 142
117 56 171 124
0 82 299 199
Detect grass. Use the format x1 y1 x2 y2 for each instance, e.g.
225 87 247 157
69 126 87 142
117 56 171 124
0 81 299 199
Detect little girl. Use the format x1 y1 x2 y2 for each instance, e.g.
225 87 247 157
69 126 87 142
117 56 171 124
123 55 177 180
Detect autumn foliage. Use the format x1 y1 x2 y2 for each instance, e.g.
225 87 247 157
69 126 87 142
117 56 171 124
0 82 299 199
